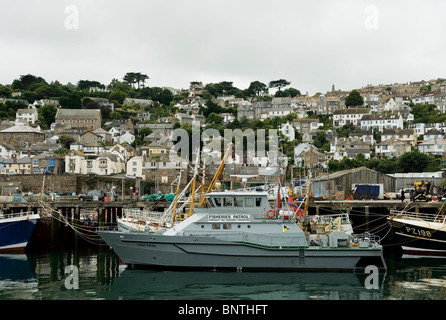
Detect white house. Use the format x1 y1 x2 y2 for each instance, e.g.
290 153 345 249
418 137 446 156
382 98 398 113
294 143 318 167
360 113 404 132
108 127 121 142
126 156 144 178
280 122 295 141
119 131 135 145
375 138 412 158
109 143 135 163
0 143 15 158
220 113 235 124
16 108 38 124
333 108 370 128
65 151 125 175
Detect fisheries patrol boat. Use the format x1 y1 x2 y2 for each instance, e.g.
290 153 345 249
98 189 387 272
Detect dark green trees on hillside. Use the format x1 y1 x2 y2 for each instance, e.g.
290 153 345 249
345 89 364 107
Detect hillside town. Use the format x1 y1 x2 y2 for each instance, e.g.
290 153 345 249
1 74 446 195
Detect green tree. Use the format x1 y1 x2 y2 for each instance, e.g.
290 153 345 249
134 72 149 89
268 79 291 94
247 81 268 96
77 80 104 90
123 72 137 88
0 85 12 98
57 135 76 149
283 87 301 97
345 90 364 107
12 74 47 91
38 104 58 129
312 131 330 151
206 112 224 125
108 90 128 104
396 150 432 173
411 104 439 123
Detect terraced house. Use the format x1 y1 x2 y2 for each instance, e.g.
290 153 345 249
55 108 102 131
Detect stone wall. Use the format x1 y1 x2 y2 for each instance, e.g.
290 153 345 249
0 174 140 196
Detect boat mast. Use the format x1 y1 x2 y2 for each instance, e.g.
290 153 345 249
199 162 206 206
171 169 182 227
188 147 201 217
302 172 312 220
199 143 233 208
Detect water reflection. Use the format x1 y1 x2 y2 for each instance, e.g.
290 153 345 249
104 268 384 300
384 256 446 300
0 254 37 299
2 247 446 300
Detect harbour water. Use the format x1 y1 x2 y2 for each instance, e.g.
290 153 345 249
1 244 446 301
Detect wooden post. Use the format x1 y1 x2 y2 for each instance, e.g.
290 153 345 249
98 207 104 230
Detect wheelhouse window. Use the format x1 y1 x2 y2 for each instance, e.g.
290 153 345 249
256 197 262 206
245 197 254 207
234 197 243 207
223 197 233 207
213 197 222 207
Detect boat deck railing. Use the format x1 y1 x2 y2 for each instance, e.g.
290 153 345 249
306 213 351 225
122 208 164 221
390 210 446 224
0 211 36 220
351 232 381 244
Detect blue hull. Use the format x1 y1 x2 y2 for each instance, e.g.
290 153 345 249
0 216 40 252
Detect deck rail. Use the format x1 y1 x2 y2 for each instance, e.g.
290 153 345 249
390 210 446 224
0 211 36 220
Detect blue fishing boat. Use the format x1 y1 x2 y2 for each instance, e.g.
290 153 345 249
0 196 40 252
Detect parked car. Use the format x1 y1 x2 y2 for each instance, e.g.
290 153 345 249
396 188 414 200
78 190 108 202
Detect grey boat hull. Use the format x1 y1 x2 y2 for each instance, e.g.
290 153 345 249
98 230 387 272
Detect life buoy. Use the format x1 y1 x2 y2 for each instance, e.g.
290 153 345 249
266 209 275 218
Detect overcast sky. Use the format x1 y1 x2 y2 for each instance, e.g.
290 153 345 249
1 0 445 95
